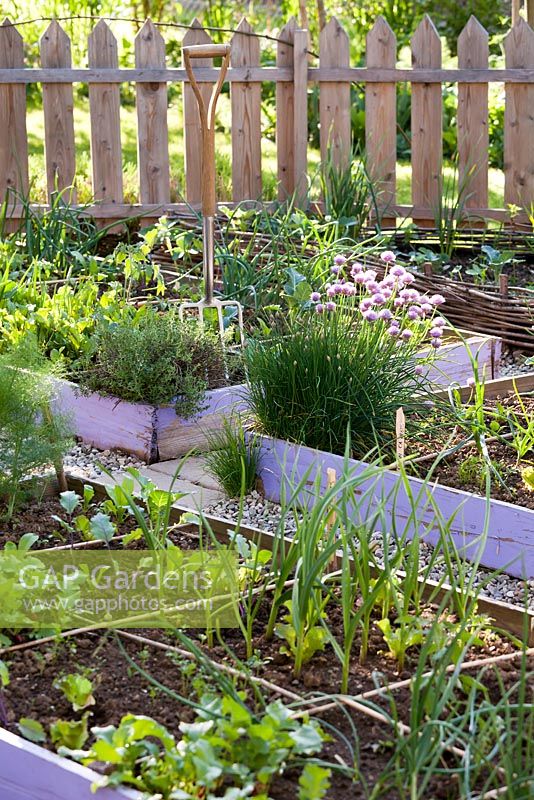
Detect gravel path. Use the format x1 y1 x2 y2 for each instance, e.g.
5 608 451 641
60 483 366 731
62 443 144 479
204 491 534 612
498 348 533 378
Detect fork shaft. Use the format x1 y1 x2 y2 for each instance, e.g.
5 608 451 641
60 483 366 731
203 215 215 304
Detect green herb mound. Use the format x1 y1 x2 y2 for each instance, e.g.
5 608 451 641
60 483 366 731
80 310 228 417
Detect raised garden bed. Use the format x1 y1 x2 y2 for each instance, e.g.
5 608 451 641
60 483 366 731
54 329 500 464
54 380 247 463
253 375 534 580
0 474 533 799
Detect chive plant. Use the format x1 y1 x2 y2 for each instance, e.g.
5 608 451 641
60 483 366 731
245 252 446 458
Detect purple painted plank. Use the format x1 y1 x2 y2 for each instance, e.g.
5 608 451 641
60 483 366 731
0 727 139 800
255 435 534 579
54 379 156 461
424 335 500 386
156 384 248 434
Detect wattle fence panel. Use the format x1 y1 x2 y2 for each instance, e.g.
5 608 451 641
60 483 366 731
1 13 534 228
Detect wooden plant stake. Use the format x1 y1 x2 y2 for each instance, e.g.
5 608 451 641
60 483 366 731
396 407 406 462
324 467 339 572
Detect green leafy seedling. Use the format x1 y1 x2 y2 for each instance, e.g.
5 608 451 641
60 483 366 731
54 673 95 711
50 713 90 750
17 717 46 743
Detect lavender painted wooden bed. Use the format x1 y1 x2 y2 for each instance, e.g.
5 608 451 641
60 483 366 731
54 381 248 462
53 330 499 463
0 727 140 800
254 367 534 585
256 435 533 578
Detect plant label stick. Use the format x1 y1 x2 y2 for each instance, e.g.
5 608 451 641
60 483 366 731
396 407 406 461
325 467 339 571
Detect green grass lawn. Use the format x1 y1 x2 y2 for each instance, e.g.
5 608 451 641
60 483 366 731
25 99 504 209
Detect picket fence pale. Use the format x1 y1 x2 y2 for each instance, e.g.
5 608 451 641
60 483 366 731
1 14 534 227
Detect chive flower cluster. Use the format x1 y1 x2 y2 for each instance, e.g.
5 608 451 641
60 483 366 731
311 251 446 350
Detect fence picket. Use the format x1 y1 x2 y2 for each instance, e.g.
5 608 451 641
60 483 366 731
365 16 397 227
458 16 488 226
504 18 534 211
40 21 76 203
319 17 350 169
293 27 309 207
88 19 123 224
0 18 28 216
135 19 170 219
411 15 442 228
182 19 213 205
231 18 261 202
276 17 297 201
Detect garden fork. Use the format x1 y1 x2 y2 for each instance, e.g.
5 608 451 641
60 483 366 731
179 42 245 364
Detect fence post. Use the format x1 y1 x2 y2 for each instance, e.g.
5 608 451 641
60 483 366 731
88 19 123 226
457 16 488 227
135 19 170 225
365 16 397 228
40 21 76 204
293 27 309 207
0 18 28 220
319 17 351 170
182 19 214 206
504 18 534 212
231 17 262 202
411 15 442 228
276 17 297 202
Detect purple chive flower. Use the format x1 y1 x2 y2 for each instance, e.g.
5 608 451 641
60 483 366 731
342 283 356 296
381 288 393 299
394 297 405 308
363 269 377 281
311 291 321 302
354 272 366 284
430 327 443 338
387 325 400 336
421 302 433 314
403 273 416 285
380 250 396 263
363 309 378 322
466 376 476 387
334 254 347 266
430 293 446 306
331 265 341 275
431 337 442 349
391 264 405 277
316 303 324 314
401 329 413 340
325 301 336 312
366 281 380 294
407 309 418 320
350 262 363 275
371 292 386 306
434 316 446 327
379 308 393 321
326 286 336 298
414 365 424 376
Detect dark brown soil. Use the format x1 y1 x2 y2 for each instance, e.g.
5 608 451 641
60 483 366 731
0 495 201 550
408 394 534 508
1 599 527 800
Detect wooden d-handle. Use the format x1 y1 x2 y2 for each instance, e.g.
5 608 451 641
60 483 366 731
182 43 231 60
182 42 231 216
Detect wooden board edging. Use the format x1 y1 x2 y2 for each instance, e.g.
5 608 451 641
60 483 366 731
0 726 140 800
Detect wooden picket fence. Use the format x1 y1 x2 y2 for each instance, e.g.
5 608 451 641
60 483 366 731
1 14 534 228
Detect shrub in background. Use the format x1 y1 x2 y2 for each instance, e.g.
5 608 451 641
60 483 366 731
0 338 72 518
79 309 229 417
245 252 445 457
